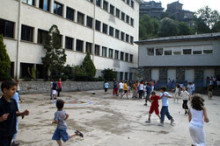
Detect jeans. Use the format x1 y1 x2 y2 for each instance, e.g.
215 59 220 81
160 106 173 123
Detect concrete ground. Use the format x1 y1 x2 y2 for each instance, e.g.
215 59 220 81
16 90 220 146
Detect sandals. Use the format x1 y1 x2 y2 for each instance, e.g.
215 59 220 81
75 130 84 137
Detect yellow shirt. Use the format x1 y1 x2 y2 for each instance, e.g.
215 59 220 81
124 83 128 90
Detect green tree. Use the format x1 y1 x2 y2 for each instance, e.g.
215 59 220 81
102 68 117 81
194 18 211 34
81 52 96 79
212 21 220 32
158 17 178 37
196 6 220 29
42 25 66 80
0 34 11 81
178 22 192 35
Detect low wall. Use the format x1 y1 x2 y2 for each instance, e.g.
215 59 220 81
1 81 109 94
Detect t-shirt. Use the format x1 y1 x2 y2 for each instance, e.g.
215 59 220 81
113 82 118 88
160 92 171 106
119 82 123 89
146 85 151 95
123 83 128 91
150 95 160 106
0 96 18 137
104 82 109 88
139 84 144 90
54 110 67 130
181 90 190 100
58 81 62 89
52 82 57 90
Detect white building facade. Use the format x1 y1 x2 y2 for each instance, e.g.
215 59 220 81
0 0 141 80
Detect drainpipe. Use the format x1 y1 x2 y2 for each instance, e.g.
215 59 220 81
15 0 21 80
92 1 96 62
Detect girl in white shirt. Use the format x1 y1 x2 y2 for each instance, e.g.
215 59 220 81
180 86 190 115
189 95 209 146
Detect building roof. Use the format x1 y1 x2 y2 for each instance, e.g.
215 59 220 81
135 33 220 44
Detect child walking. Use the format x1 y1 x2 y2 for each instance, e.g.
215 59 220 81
174 84 181 103
207 85 213 100
145 91 161 123
189 94 209 146
181 86 190 115
159 86 174 126
52 99 83 146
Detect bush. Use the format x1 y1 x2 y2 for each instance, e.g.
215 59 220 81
102 68 117 81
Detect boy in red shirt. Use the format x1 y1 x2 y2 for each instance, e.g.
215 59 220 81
145 91 161 123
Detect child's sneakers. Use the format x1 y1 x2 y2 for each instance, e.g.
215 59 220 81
170 119 175 126
145 119 151 123
75 130 84 137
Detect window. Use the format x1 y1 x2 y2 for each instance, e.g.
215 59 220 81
126 0 130 5
86 42 92 53
130 36 133 44
115 29 119 39
54 2 63 16
39 0 50 11
76 39 83 52
95 20 101 31
20 63 34 78
110 5 114 15
121 32 124 41
147 48 154 56
88 0 93 3
109 49 113 58
126 15 130 24
102 47 107 57
102 23 108 34
115 50 119 59
183 49 192 55
173 51 181 55
96 0 101 7
116 9 120 18
21 25 33 42
65 37 73 50
22 0 35 5
120 52 124 60
95 45 100 56
38 29 48 44
203 50 213 54
164 50 172 55
121 12 125 21
36 64 44 79
87 16 93 28
126 34 129 42
130 18 134 26
109 26 114 37
193 50 202 55
130 54 133 62
125 53 129 62
103 0 108 11
0 19 14 38
66 7 74 21
156 48 163 55
120 72 123 80
131 0 134 8
77 12 84 25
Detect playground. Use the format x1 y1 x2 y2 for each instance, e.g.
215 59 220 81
16 90 220 146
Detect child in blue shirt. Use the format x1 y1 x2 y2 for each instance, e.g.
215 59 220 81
159 86 174 126
52 99 83 146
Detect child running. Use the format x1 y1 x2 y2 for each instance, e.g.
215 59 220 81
181 86 190 115
159 86 174 126
173 84 181 103
145 91 161 123
52 99 83 146
189 94 209 146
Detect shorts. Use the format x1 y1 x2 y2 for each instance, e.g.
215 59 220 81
182 100 188 109
149 105 159 115
52 128 69 142
124 90 128 93
52 90 57 95
119 89 123 93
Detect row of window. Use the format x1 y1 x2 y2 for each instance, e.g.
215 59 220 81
146 48 213 56
87 0 134 27
21 1 134 44
121 0 135 8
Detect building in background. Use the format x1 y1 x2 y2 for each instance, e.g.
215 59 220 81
139 1 164 18
136 33 220 88
0 0 141 80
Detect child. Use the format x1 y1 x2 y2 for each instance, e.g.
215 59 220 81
0 80 29 146
104 81 109 92
180 86 190 115
51 81 57 100
52 99 83 146
159 86 174 126
145 91 161 123
118 81 124 98
174 84 181 103
189 94 209 146
121 81 128 99
132 82 138 98
207 85 213 100
113 80 118 96
144 83 151 106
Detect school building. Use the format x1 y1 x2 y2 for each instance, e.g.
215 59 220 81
0 0 141 80
135 33 220 87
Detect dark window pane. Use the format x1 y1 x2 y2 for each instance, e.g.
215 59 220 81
116 9 120 18
96 0 101 7
102 47 107 57
164 50 172 55
147 48 154 56
130 18 134 26
87 16 93 28
86 42 92 53
36 64 44 79
22 0 35 5
39 0 50 11
126 15 129 23
131 0 134 8
110 5 114 15
193 50 202 55
130 36 133 44
38 29 48 44
109 26 114 37
115 50 119 59
115 29 120 39
65 36 73 50
21 25 33 42
125 53 128 62
130 54 133 62
95 45 100 56
102 23 108 34
95 20 101 31
103 0 108 11
109 48 113 58
183 49 192 55
121 12 125 21
120 52 124 60
77 12 84 25
66 7 74 21
126 34 129 42
88 0 93 3
121 32 124 41
54 2 63 16
203 50 213 54
76 39 83 52
156 48 163 56
0 19 14 38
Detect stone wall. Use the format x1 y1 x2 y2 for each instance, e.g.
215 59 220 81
0 81 109 94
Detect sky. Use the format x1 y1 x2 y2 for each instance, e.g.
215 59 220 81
144 0 220 12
